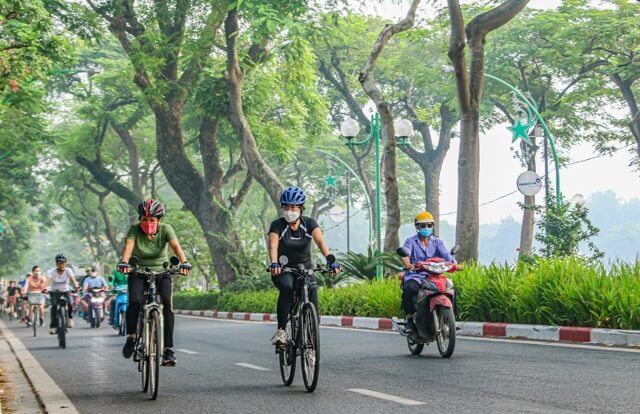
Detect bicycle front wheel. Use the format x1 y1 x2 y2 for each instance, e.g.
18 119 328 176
57 306 67 349
300 303 320 392
278 319 296 386
32 307 38 337
148 310 161 400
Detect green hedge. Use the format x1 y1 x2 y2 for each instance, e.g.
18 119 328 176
173 289 220 310
174 257 640 329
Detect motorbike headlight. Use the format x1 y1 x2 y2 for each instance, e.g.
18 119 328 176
445 278 454 290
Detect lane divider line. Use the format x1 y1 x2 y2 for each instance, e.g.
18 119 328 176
234 362 271 371
348 388 425 406
176 348 198 355
0 319 79 414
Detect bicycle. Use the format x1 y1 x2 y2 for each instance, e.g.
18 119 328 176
129 255 179 401
272 254 335 393
51 292 71 349
27 293 45 337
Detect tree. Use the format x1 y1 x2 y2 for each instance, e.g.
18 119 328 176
447 0 530 262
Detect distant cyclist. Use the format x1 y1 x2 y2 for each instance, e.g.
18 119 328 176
47 254 80 334
118 199 191 366
268 186 340 346
25 266 47 327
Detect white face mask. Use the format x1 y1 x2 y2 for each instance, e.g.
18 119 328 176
282 210 300 223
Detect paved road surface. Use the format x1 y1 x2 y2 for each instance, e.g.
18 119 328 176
5 314 640 413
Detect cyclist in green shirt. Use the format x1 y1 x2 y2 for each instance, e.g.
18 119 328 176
118 199 192 366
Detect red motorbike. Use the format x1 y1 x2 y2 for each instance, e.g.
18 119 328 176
393 246 460 358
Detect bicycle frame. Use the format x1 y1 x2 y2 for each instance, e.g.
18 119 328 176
140 274 165 358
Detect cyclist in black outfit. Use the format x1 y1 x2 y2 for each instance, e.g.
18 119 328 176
268 186 340 345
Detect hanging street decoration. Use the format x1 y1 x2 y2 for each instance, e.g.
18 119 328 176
506 92 536 145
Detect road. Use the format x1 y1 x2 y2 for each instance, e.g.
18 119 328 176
4 314 640 413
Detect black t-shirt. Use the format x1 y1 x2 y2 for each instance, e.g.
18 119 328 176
268 216 319 268
7 287 19 296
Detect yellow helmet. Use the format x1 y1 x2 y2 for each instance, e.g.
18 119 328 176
414 211 434 225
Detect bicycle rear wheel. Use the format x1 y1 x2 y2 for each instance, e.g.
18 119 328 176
57 306 67 349
278 318 296 386
300 303 320 392
148 310 161 400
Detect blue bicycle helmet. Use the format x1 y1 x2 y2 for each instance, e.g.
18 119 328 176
279 186 306 206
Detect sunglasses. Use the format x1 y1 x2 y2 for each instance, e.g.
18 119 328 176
417 223 434 229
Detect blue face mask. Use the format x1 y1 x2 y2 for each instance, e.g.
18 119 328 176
418 228 433 238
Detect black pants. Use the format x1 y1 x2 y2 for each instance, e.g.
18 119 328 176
272 272 318 330
401 279 421 316
126 275 174 348
49 292 73 329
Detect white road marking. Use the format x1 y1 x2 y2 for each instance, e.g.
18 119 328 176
176 315 640 354
348 388 425 406
234 362 271 371
176 348 198 355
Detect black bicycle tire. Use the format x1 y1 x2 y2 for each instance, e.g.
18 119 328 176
149 310 161 400
57 306 66 349
32 306 37 337
119 310 126 336
278 316 296 386
300 302 320 392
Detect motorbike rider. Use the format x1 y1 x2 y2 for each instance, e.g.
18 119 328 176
47 253 80 334
268 186 340 346
108 268 128 326
118 199 192 366
80 267 108 319
401 211 454 335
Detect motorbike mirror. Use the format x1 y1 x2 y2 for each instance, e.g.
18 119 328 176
163 261 169 269
279 255 289 266
396 247 409 257
170 256 180 266
326 254 336 265
450 245 460 256
128 256 139 267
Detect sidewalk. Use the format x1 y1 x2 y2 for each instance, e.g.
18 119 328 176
0 327 42 413
176 309 640 347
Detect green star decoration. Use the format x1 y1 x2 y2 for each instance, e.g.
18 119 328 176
324 175 338 189
507 117 533 145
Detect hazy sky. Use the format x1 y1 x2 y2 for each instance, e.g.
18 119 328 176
362 0 638 224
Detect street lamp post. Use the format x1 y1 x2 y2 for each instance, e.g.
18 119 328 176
340 114 414 280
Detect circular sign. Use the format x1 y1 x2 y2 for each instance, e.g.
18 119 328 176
516 171 543 196
328 206 346 223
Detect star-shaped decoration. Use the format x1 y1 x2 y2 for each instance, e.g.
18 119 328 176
324 175 338 189
507 117 534 145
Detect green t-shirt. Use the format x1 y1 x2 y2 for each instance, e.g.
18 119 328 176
126 223 177 271
109 270 128 286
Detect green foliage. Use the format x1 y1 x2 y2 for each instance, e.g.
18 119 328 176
179 257 640 330
338 248 403 281
173 289 220 310
535 196 603 262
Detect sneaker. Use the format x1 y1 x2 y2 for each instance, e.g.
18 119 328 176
122 337 136 359
68 319 74 328
403 318 416 335
271 329 287 346
39 319 44 327
49 328 57 335
162 348 176 366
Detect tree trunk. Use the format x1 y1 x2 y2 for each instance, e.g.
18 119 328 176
154 109 245 289
611 74 640 161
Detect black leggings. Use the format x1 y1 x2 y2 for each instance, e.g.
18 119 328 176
49 292 73 329
272 272 318 329
126 275 174 348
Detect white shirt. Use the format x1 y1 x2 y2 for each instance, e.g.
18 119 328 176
47 268 75 292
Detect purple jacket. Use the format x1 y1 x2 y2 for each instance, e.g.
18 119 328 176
402 234 453 283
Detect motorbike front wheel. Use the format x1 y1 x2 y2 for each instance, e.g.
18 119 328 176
407 336 424 355
436 306 456 358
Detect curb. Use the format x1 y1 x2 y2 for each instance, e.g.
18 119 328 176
0 319 79 414
176 310 640 347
